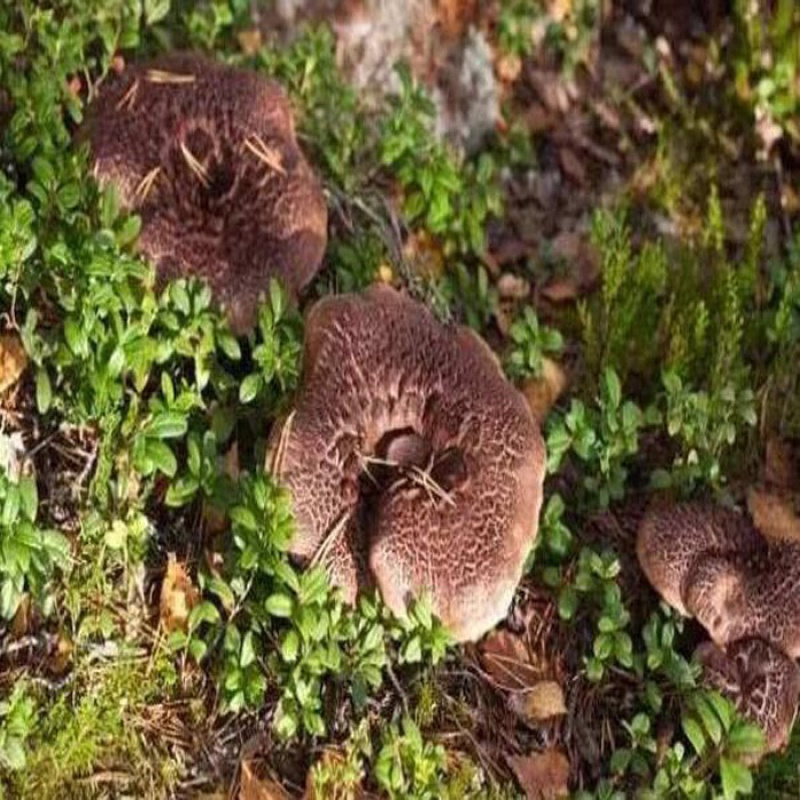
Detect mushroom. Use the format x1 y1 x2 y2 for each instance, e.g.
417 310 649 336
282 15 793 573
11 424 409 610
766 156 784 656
270 285 546 642
82 52 327 333
694 637 800 756
636 501 800 657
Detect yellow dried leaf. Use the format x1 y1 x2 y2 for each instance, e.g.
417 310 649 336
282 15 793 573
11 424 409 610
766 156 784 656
508 747 570 799
159 553 199 632
0 334 28 394
511 681 567 721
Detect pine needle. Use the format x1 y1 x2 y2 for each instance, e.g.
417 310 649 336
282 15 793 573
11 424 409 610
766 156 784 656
115 79 139 112
243 133 286 177
310 508 350 570
145 69 196 84
133 166 161 204
179 141 210 187
267 411 295 476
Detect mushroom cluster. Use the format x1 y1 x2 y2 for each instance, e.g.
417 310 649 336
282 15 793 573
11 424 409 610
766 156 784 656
270 285 547 642
637 501 800 753
82 53 327 333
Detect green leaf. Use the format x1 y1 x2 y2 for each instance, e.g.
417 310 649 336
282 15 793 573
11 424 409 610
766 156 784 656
682 715 706 755
239 374 261 403
265 593 294 618
35 369 52 413
145 412 188 440
720 757 752 799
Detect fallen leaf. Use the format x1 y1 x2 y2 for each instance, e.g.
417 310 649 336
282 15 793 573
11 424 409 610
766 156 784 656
402 230 445 280
526 101 556 134
240 760 291 800
496 53 522 84
0 333 28 394
498 273 531 300
558 147 586 184
747 487 800 544
159 553 200 633
764 437 799 490
509 681 567 721
522 357 568 420
237 29 263 56
547 0 571 23
508 748 570 800
49 635 74 676
480 629 541 690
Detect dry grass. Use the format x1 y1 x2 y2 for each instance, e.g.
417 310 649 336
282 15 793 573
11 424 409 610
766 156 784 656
243 133 287 178
133 166 161 204
145 69 196 85
179 141 210 187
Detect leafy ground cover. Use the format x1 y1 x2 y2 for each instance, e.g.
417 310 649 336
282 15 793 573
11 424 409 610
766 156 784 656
1 1 800 798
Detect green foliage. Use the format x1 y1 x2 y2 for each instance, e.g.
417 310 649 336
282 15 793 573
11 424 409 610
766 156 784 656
731 0 800 141
0 470 70 620
546 368 655 507
374 716 448 800
170 471 449 739
496 0 600 73
380 65 502 257
504 306 564 381
0 684 35 773
14 652 180 798
546 546 632 681
655 370 756 491
579 208 668 387
255 26 367 192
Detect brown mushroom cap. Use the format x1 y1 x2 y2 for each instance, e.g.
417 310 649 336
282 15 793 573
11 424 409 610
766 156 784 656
271 285 546 642
83 52 327 333
636 502 764 616
694 637 800 757
637 501 800 657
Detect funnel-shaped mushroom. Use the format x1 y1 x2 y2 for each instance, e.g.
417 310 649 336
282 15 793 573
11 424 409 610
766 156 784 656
694 637 800 757
637 501 800 657
83 53 327 333
270 285 546 642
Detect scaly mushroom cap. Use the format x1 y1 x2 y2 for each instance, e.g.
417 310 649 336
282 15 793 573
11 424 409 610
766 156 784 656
636 502 764 616
637 502 800 657
271 285 546 642
694 637 800 757
83 52 327 333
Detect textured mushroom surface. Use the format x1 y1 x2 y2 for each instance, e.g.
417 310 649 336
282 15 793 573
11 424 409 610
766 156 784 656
270 285 546 642
637 501 800 656
83 53 327 333
694 637 800 756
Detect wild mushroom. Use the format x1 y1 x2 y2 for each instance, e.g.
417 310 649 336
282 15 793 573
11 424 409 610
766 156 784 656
269 285 546 642
694 637 800 757
636 501 800 657
82 52 327 333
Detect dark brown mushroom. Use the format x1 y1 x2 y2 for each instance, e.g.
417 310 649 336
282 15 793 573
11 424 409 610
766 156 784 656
636 501 800 657
269 285 546 642
694 637 800 757
82 52 327 333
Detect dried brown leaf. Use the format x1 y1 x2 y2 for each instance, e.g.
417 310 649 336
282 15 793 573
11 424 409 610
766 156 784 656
522 357 568 420
508 748 570 800
480 629 540 691
159 554 200 632
558 148 586 184
509 681 567 721
240 760 291 800
764 437 799 490
0 334 28 394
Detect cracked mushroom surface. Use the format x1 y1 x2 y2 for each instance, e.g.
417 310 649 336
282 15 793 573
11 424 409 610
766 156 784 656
83 52 327 333
694 637 800 756
270 285 546 642
637 501 800 657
